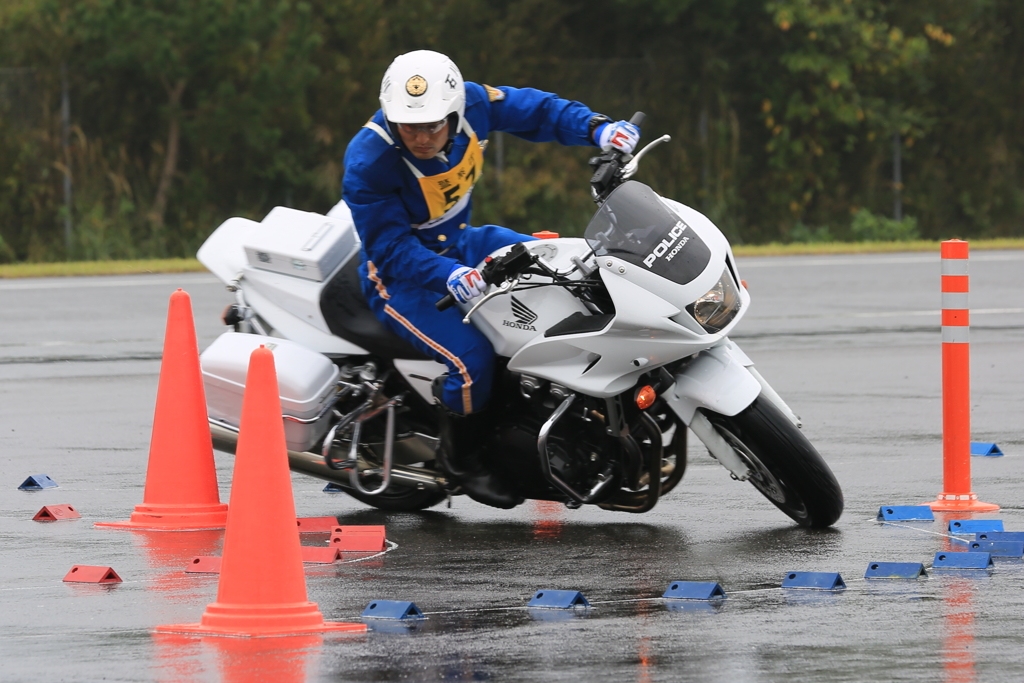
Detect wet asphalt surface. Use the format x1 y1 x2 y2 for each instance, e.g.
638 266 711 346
2 251 1023 682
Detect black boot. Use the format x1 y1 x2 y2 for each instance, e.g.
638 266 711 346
435 403 523 510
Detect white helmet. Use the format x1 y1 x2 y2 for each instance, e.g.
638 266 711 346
380 50 465 126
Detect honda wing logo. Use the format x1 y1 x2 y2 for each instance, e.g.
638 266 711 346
511 296 538 325
503 296 538 331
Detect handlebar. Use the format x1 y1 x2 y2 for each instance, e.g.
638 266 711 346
436 292 456 311
435 242 536 311
437 112 648 311
589 111 646 202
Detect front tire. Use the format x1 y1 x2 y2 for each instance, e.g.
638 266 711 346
701 396 843 528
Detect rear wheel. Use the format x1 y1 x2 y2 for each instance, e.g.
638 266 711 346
326 412 448 512
336 477 447 512
701 396 843 528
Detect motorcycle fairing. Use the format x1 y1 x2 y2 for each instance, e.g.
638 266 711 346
493 189 750 398
585 181 712 285
505 263 750 399
462 239 595 358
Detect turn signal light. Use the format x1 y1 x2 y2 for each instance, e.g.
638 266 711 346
635 385 657 410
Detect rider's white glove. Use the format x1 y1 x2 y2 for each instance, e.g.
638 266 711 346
446 266 485 304
595 120 640 155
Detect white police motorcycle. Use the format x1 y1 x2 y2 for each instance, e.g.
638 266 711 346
197 114 843 527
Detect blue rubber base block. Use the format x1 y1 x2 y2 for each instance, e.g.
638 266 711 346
864 562 928 579
527 590 590 609
976 531 1024 543
971 442 1004 456
968 540 1024 558
361 600 426 620
948 519 1004 534
18 475 57 490
933 552 995 570
781 572 846 590
877 505 935 522
662 581 726 601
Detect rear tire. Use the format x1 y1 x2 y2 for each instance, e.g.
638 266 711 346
338 481 447 512
701 396 843 528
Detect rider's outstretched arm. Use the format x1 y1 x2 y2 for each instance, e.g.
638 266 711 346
469 83 605 147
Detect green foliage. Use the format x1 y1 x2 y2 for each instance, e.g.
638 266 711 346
789 222 834 243
788 209 919 243
849 207 919 241
1 0 323 260
1 0 1023 262
760 0 930 227
0 231 15 263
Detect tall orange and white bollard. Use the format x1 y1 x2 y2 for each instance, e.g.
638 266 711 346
927 240 999 512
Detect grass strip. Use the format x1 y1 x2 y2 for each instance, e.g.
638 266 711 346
1 238 1022 278
731 238 1024 257
0 258 207 279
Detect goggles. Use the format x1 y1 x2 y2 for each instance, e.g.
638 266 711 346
397 119 448 135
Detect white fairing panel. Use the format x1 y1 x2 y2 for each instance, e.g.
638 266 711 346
465 240 593 357
508 264 681 396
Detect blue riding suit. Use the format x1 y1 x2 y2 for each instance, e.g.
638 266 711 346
342 82 603 414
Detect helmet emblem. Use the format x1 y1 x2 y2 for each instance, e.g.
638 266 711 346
405 75 428 97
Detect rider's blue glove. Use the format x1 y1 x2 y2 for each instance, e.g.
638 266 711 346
446 265 485 304
594 120 640 154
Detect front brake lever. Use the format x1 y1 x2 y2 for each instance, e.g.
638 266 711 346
462 277 519 324
621 135 672 179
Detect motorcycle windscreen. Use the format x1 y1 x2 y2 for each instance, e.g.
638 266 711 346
585 181 711 285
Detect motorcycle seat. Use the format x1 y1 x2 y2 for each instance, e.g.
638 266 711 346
319 256 430 360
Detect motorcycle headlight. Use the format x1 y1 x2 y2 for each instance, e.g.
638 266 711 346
686 268 741 333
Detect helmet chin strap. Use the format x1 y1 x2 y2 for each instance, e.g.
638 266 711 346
385 119 403 150
441 113 460 155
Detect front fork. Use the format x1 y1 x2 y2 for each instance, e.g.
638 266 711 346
660 339 801 480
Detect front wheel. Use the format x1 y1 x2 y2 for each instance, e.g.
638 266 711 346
701 396 843 528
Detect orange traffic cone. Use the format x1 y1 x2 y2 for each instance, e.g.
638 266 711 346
97 289 228 531
155 346 365 637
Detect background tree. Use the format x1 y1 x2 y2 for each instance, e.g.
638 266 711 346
1 0 1022 263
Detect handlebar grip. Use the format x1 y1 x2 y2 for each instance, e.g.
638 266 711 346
629 111 646 128
435 293 456 311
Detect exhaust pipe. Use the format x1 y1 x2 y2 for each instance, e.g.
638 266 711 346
210 422 444 493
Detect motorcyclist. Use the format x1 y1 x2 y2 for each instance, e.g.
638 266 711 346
340 50 640 508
